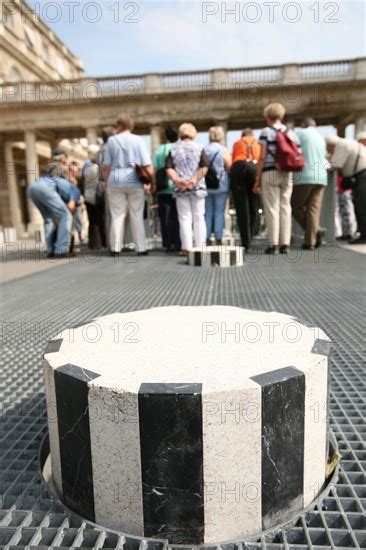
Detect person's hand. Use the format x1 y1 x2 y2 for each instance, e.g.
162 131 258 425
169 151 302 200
186 178 197 189
144 184 151 193
68 200 76 213
253 180 261 195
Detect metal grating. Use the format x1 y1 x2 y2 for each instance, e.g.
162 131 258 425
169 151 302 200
0 245 365 549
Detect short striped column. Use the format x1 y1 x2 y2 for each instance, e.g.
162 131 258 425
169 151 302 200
43 306 330 544
188 246 244 267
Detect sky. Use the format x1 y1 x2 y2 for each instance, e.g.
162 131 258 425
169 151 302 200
26 1 365 142
28 1 366 77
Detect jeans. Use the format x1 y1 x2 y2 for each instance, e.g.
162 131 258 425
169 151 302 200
28 181 72 254
205 192 228 241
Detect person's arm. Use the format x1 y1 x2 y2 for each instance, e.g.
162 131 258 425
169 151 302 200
166 152 186 188
102 140 112 185
136 139 154 191
102 165 111 184
253 142 267 194
223 147 232 171
55 177 76 211
186 150 209 188
139 164 155 193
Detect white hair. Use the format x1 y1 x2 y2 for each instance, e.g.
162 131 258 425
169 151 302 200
325 135 342 145
88 144 100 158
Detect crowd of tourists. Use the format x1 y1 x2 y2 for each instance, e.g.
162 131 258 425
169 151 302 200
28 104 366 259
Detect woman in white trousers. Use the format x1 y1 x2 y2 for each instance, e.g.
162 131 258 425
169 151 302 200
166 123 209 255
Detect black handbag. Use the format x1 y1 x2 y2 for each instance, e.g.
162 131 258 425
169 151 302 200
205 151 221 189
136 165 151 184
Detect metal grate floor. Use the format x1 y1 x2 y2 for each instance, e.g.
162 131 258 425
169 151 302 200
1 245 365 549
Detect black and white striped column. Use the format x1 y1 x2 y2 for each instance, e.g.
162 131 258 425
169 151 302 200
188 246 244 267
43 307 330 544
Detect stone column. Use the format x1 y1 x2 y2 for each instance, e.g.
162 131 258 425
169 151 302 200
144 74 162 94
24 130 43 231
282 63 300 83
4 142 23 234
44 306 330 544
86 127 98 145
355 116 366 137
150 124 162 158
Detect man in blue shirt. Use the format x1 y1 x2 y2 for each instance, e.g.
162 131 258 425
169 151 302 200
292 118 328 249
28 149 77 257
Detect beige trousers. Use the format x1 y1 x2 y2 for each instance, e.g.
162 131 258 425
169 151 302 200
291 184 325 246
108 187 146 252
261 170 293 246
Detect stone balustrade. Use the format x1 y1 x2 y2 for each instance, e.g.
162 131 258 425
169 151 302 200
1 58 365 104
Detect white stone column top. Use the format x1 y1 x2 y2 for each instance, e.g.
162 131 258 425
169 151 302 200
45 306 330 394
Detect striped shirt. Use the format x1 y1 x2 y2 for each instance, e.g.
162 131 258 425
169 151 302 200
259 123 300 171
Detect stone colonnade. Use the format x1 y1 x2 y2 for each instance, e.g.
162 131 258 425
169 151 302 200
3 115 366 238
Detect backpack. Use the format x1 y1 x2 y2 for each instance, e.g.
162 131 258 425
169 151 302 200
205 151 221 189
233 137 261 163
275 129 305 172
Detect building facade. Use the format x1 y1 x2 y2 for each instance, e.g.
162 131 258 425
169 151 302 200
0 0 83 83
1 1 366 237
0 0 84 235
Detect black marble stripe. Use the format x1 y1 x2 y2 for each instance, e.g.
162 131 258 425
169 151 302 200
211 251 220 266
194 252 201 266
138 383 204 544
44 338 63 355
311 338 331 356
54 364 99 522
230 250 236 266
251 367 305 530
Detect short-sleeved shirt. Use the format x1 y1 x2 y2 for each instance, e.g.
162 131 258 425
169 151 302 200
153 143 174 195
30 175 74 203
259 123 299 171
232 136 261 164
204 142 229 194
166 139 209 198
330 139 366 177
295 128 328 185
103 132 151 188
